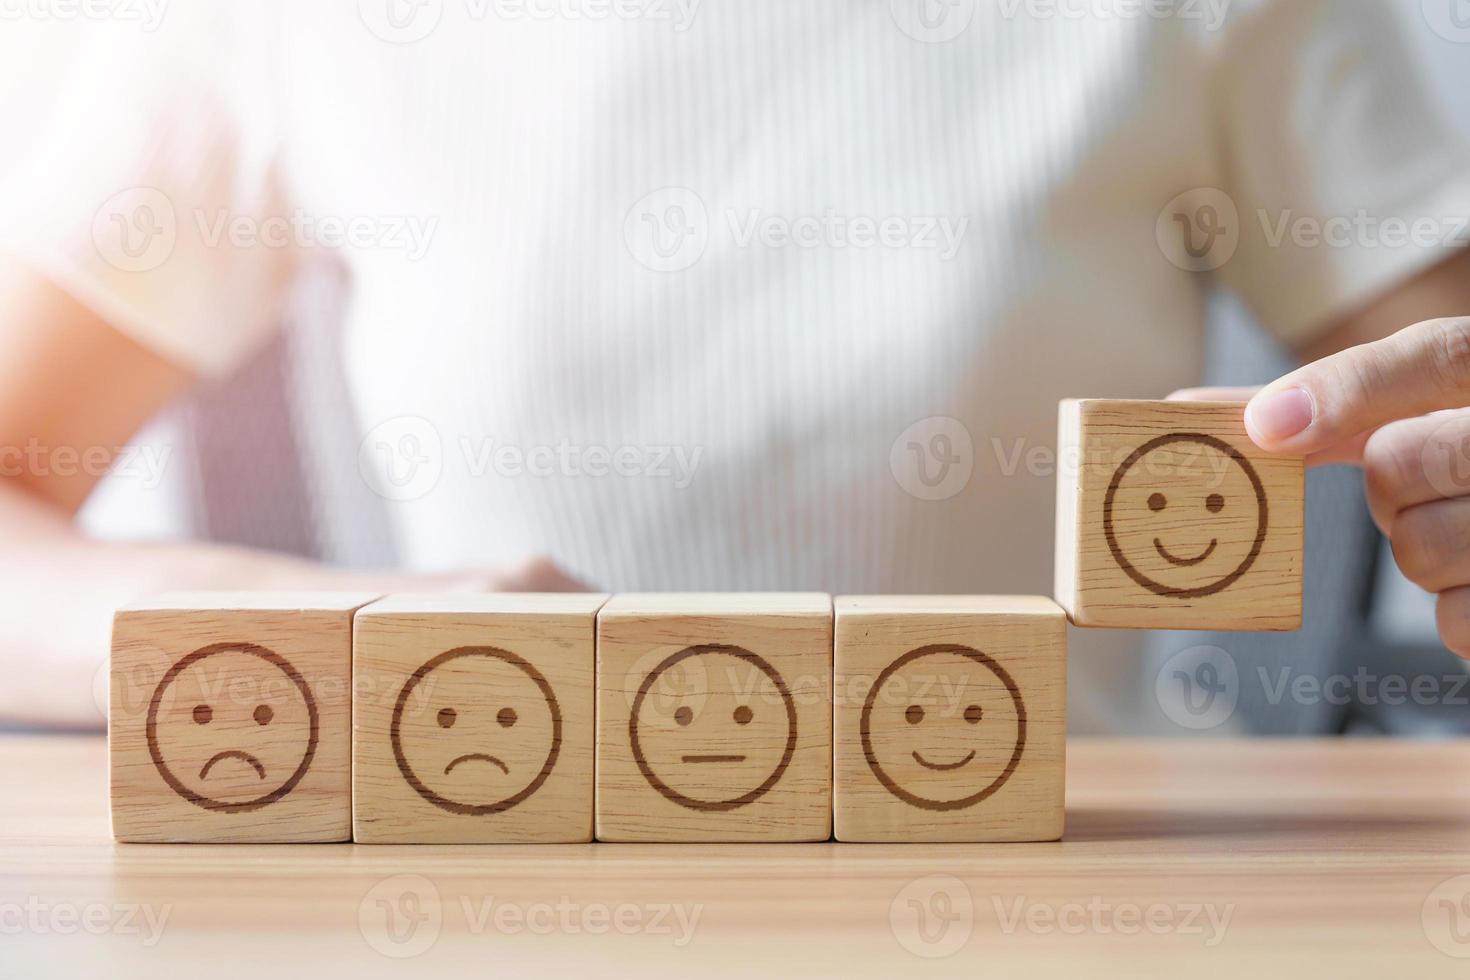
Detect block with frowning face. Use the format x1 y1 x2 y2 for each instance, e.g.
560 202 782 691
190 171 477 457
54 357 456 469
110 592 374 843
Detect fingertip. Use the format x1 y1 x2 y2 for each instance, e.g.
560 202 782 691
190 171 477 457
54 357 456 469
1245 385 1318 452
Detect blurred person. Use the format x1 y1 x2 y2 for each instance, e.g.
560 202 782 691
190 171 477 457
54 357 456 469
0 0 1468 729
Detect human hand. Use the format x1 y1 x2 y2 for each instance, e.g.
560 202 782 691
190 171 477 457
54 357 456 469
1173 317 1470 658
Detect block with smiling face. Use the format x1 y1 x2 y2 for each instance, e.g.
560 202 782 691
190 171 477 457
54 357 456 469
1055 399 1305 631
833 596 1065 842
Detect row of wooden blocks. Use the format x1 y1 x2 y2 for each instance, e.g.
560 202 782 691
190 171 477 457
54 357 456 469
107 399 1306 844
110 593 1065 844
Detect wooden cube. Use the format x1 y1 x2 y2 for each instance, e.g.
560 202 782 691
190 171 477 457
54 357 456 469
596 594 832 842
1055 399 1304 631
833 596 1065 842
109 592 377 842
352 593 607 843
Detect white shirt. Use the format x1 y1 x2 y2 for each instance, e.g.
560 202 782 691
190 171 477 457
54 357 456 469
4 0 1468 731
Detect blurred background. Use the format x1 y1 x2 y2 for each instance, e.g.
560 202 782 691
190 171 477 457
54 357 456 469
1 0 1468 736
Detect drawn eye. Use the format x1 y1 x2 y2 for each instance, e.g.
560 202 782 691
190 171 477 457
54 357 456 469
497 707 517 728
674 706 693 726
437 707 457 729
905 705 925 725
253 705 274 726
733 705 753 725
1148 493 1167 512
964 704 983 724
192 704 212 725
1205 493 1225 513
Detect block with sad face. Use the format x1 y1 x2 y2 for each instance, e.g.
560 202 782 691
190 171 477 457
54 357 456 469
352 593 606 843
596 594 832 842
833 596 1066 842
109 592 378 842
1055 399 1304 631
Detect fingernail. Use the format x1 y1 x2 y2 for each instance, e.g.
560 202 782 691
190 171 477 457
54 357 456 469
1246 387 1316 443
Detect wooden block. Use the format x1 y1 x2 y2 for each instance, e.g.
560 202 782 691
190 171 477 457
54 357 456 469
352 593 607 843
1055 399 1304 631
832 596 1065 842
595 593 832 842
109 592 377 842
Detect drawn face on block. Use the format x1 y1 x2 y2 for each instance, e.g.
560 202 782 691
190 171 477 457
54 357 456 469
146 643 319 813
390 647 562 816
860 644 1025 812
629 644 797 812
1102 433 1269 599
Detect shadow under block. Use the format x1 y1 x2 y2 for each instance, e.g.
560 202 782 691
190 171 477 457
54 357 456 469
595 594 833 842
1055 399 1305 631
109 592 379 843
352 593 608 843
832 596 1066 842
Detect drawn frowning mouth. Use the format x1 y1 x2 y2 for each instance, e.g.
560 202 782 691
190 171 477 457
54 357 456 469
912 749 976 772
681 754 746 764
1154 537 1218 566
199 750 265 780
444 752 509 775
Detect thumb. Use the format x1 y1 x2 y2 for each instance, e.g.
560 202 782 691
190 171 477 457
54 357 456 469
1245 317 1470 456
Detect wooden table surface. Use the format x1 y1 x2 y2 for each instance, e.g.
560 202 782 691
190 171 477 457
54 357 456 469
3 735 1470 978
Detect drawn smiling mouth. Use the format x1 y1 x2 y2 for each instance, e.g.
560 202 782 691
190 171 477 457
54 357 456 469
199 750 266 780
1154 537 1218 566
912 749 976 772
681 754 746 763
444 752 509 775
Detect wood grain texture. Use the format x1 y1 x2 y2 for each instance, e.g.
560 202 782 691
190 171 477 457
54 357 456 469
9 736 1470 978
1055 400 1305 631
595 593 833 842
352 593 608 843
834 596 1065 842
109 592 379 843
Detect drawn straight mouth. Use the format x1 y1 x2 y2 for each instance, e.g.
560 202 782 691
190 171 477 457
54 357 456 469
912 750 976 772
1154 537 1218 566
681 754 746 764
444 753 509 775
199 750 265 780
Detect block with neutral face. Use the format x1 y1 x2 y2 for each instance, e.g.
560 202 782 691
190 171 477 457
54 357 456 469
110 592 377 843
596 594 833 842
352 593 607 843
1055 399 1305 631
833 596 1065 843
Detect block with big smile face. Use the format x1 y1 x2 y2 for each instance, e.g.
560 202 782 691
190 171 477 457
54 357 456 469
110 592 376 842
1056 399 1304 631
597 594 832 842
352 594 605 843
834 596 1065 842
